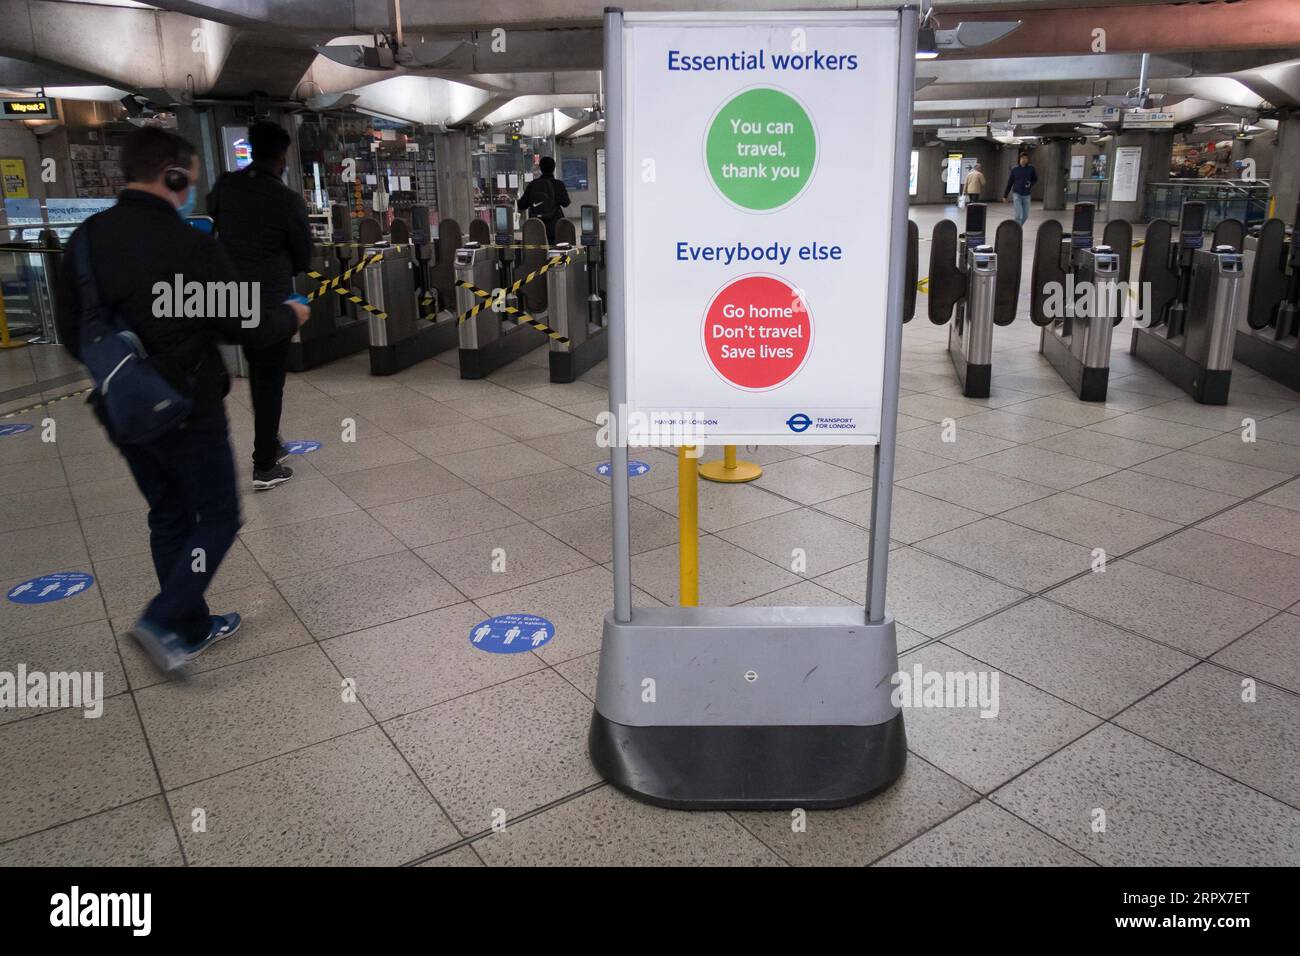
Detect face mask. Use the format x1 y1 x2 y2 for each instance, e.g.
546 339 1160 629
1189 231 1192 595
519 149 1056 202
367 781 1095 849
176 186 196 219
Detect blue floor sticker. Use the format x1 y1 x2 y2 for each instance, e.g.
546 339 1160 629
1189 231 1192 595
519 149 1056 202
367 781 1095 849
8 572 94 604
470 614 554 654
284 440 321 455
596 460 650 477
0 423 34 437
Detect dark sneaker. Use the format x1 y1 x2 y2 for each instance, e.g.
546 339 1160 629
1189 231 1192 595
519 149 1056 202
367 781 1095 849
276 436 291 462
180 613 242 661
128 619 190 673
253 462 294 490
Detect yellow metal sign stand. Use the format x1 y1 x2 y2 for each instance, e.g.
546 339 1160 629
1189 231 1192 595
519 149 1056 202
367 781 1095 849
698 444 761 482
677 446 699 607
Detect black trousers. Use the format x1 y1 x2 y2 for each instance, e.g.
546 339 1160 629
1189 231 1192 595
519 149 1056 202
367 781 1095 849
242 337 290 472
118 416 241 644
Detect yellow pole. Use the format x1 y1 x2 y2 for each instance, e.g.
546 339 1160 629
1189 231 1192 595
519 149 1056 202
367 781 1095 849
698 443 762 483
678 445 699 607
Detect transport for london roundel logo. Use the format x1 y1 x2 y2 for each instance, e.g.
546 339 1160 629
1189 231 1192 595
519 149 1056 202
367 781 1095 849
705 87 817 211
703 274 812 390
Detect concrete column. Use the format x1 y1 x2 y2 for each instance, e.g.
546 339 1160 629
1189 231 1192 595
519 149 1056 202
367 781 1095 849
434 130 473 228
1041 140 1070 211
1269 115 1300 223
1103 131 1173 223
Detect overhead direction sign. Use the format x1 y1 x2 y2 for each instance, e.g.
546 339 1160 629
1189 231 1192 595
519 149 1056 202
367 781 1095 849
1 98 55 120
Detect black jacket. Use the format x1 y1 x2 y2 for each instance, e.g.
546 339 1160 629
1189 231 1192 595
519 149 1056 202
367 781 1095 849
56 189 298 425
208 161 312 309
516 173 571 221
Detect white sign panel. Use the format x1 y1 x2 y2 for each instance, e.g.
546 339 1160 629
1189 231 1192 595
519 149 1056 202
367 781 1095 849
1009 106 1120 126
938 126 987 141
1123 110 1176 129
621 13 901 445
1111 145 1143 203
1070 155 1086 180
908 149 918 197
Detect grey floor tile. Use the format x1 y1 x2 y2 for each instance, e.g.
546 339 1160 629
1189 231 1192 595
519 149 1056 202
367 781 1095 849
817 487 984 544
998 492 1180 556
276 550 463 639
1258 414 1300 447
972 445 1118 492
898 462 1056 516
416 522 592 598
1047 559 1276 657
1128 528 1300 610
1070 469 1240 524
385 669 599 833
1212 613 1300 694
958 409 1075 444
79 509 152 563
630 536 801 609
716 508 872 577
946 599 1196 717
916 517 1095 593
475 786 784 866
240 509 406 579
0 797 182 867
553 651 601 702
816 548 1025 637
639 480 800 532
1136 397 1300 433
321 602 546 721
134 644 372 789
1183 433 1300 476
814 443 948 480
482 466 610 521
1114 662 1300 806
480 407 591 441
418 846 484 866
991 723 1300 866
476 565 660 665
1030 429 1168 468
535 498 679 564
443 389 554 422
747 456 872 506
168 726 459 865
1200 501 1300 557
368 487 523 549
0 486 77 534
0 570 106 641
899 393 989 423
1084 413 1224 449
522 427 609 466
328 458 470 509
0 704 158 843
238 477 359 533
1259 477 1300 513
393 421 514 459
335 390 468 434
875 800 1093 866
433 442 568 485
0 620 127 727
732 756 978 866
113 581 314 690
520 381 609 409
897 643 1099 792
94 538 268 621
896 424 1018 463
0 457 67 497
1130 449 1289 497
0 519 88 582
60 449 132 485
1004 396 1126 427
70 476 147 519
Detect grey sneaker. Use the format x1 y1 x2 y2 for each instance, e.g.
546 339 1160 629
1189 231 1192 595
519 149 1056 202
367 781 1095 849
253 462 294 490
128 620 190 673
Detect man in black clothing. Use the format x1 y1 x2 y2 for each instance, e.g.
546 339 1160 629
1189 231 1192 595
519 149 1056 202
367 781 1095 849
516 156 571 244
56 127 307 672
208 121 312 490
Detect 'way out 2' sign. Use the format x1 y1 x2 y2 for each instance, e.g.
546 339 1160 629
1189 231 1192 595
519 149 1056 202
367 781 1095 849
618 12 901 445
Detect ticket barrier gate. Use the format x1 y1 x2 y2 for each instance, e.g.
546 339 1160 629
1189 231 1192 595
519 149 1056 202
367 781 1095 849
1132 201 1244 404
287 242 370 372
921 203 1022 397
1031 202 1132 401
456 240 548 378
547 243 607 383
1235 202 1300 393
360 243 458 375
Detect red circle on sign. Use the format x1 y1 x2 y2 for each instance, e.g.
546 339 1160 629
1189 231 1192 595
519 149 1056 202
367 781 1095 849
702 275 812 390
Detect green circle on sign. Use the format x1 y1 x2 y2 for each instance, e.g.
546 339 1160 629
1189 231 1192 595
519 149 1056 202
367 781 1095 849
705 88 816 211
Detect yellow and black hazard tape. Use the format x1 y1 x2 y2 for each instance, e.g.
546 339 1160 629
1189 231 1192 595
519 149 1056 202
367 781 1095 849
916 277 930 293
306 250 389 303
452 254 570 324
332 284 386 320
450 288 568 345
1 385 94 421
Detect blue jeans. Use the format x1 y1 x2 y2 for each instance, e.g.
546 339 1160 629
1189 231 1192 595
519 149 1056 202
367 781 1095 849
118 416 242 643
1012 192 1031 225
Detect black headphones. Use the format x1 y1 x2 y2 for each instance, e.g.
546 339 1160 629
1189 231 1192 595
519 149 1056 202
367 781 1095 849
163 165 190 193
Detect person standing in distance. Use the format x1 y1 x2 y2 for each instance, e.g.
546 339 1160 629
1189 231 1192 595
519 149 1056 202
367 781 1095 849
516 155 571 245
1004 152 1038 226
56 126 309 672
208 121 312 490
964 161 986 203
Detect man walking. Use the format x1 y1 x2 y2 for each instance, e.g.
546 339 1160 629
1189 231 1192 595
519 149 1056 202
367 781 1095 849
1004 152 1038 226
964 162 986 202
209 121 312 490
57 127 308 672
516 156 571 245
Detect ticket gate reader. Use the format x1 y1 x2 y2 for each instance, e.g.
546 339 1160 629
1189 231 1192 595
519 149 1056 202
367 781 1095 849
287 242 370 371
580 204 605 331
1031 203 1132 401
547 241 608 383
456 240 548 378
923 204 1022 397
1131 202 1243 404
361 244 458 375
1235 200 1300 393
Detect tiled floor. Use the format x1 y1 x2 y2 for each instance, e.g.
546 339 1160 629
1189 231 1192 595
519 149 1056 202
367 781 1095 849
2 202 1299 866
